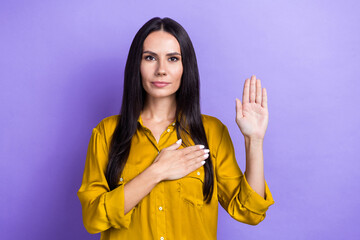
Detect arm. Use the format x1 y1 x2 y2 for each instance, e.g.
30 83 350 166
77 127 134 233
77 127 163 233
244 137 265 198
123 164 161 214
216 124 274 225
124 139 208 214
78 126 208 233
215 75 273 225
235 75 269 198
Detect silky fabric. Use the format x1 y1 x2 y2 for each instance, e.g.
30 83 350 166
78 114 275 240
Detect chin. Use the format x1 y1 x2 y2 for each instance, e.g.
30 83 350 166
146 91 177 99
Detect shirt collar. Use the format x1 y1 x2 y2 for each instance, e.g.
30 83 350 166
137 114 144 128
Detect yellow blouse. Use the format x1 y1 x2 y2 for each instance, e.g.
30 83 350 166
78 114 274 240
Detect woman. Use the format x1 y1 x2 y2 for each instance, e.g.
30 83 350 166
78 17 274 239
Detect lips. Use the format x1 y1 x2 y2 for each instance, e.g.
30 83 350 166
152 82 170 88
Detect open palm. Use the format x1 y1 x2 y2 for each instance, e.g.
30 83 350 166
235 75 268 140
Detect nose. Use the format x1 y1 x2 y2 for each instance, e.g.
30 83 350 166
155 59 167 76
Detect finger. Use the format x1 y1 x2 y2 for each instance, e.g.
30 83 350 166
187 150 210 165
262 88 268 109
255 79 262 104
184 148 209 160
179 144 205 155
242 78 250 104
235 98 242 118
187 155 207 171
250 75 256 103
165 139 182 150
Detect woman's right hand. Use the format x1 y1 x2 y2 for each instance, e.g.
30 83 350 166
152 139 210 181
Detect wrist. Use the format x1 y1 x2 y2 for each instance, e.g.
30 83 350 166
147 162 164 184
244 136 264 145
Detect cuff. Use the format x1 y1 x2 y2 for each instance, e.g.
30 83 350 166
104 183 135 229
239 174 275 215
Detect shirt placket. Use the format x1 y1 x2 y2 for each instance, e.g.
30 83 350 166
141 127 160 153
138 118 176 240
156 182 166 240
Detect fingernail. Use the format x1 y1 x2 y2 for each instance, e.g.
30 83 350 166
204 149 210 153
199 145 205 149
204 153 209 158
176 139 182 144
201 160 206 165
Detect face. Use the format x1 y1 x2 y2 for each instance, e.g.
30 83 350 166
140 30 183 100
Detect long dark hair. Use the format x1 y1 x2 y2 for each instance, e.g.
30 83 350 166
106 17 214 203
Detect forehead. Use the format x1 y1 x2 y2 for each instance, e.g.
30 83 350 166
143 31 181 53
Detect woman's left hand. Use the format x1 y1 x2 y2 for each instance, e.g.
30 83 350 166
235 75 268 140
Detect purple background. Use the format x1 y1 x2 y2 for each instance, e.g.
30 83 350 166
1 1 359 239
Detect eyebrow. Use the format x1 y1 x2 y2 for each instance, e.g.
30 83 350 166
142 50 181 56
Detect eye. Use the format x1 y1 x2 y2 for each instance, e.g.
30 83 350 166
144 55 156 61
169 56 179 62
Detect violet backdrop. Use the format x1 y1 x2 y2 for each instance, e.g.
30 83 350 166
1 0 359 239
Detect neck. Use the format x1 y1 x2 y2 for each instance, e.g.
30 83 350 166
141 95 177 122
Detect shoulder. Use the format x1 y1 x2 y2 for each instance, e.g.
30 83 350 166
201 114 226 138
200 114 232 157
98 114 119 127
93 115 120 139
201 114 225 129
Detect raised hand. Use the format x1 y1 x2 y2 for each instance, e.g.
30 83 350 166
235 75 268 140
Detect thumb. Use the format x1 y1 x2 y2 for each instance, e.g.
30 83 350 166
166 139 182 150
235 98 242 117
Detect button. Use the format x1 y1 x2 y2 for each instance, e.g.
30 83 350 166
158 206 163 211
197 171 200 176
119 177 123 182
172 123 175 126
167 129 170 132
160 237 164 240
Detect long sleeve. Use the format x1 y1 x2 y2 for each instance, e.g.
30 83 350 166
215 124 275 225
77 127 135 234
